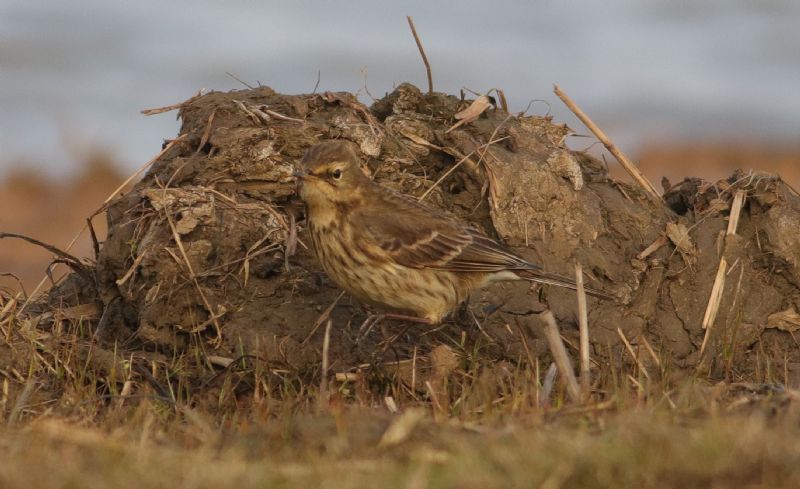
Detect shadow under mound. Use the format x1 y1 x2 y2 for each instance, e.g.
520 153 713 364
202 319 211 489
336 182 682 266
4 83 800 416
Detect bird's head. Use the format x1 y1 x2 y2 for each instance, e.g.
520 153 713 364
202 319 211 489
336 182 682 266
294 141 370 211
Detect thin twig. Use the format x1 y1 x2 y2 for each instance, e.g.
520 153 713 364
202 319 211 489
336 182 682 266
226 71 254 89
699 190 746 358
141 90 203 115
699 256 728 356
0 232 92 282
637 235 669 261
639 334 662 368
115 251 147 287
86 217 100 260
496 89 509 113
553 84 661 202
726 190 746 236
700 192 746 354
418 135 509 201
616 328 650 380
312 69 321 94
195 109 217 155
96 135 188 213
575 264 590 399
541 363 558 406
318 318 333 412
406 16 433 95
303 291 346 344
262 108 304 123
540 311 581 403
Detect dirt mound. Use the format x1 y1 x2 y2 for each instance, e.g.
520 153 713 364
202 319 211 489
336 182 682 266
9 84 800 399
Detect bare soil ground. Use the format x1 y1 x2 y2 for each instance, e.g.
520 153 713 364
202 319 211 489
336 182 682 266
2 84 800 488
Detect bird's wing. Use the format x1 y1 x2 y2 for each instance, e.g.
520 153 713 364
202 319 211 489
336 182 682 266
354 189 538 273
353 187 615 300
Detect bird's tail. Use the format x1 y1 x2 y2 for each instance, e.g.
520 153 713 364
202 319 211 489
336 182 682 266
516 268 614 301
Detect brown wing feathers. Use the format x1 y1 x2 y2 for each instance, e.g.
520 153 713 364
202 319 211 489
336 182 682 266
357 186 539 273
354 185 613 299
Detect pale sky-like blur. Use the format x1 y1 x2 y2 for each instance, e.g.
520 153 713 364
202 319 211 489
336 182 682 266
1 0 799 176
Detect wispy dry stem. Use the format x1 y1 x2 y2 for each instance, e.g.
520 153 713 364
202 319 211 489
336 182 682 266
553 84 661 202
575 264 590 400
303 291 345 344
141 90 203 115
726 190 746 235
617 328 650 380
700 191 746 358
541 311 582 403
406 16 433 95
318 318 333 412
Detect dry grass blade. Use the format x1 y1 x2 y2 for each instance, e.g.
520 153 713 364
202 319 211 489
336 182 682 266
194 109 217 155
262 107 304 123
8 375 37 425
553 84 662 203
0 232 92 282
225 71 254 89
303 291 345 344
541 362 558 406
541 311 582 403
699 257 728 358
406 16 433 95
446 96 491 134
98 134 188 212
575 264 590 399
115 251 147 287
140 90 203 115
616 328 650 380
418 136 509 201
699 191 745 357
637 235 669 260
639 334 662 368
317 319 333 413
496 89 509 112
726 190 746 235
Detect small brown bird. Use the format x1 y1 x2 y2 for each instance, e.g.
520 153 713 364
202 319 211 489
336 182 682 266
294 141 610 324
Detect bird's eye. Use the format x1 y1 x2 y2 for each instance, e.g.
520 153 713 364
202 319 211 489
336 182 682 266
331 169 343 180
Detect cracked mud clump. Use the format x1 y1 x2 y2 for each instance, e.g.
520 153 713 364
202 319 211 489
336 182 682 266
11 83 800 398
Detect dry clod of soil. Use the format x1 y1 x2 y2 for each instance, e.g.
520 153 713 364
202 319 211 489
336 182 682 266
6 84 800 407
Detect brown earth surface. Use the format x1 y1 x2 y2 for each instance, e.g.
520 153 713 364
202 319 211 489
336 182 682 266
5 135 798 297
3 86 800 489
2 84 800 416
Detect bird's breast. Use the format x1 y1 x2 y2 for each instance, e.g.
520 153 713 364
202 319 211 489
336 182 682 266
306 214 469 323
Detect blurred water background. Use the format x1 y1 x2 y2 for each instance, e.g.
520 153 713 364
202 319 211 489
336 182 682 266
1 0 798 177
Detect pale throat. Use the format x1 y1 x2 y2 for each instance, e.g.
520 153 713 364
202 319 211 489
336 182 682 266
301 185 350 228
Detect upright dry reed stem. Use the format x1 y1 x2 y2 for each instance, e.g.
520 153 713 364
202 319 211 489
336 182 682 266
541 311 582 403
554 85 661 202
575 264 590 399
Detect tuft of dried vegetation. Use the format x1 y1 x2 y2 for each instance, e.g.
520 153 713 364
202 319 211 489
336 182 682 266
2 81 800 487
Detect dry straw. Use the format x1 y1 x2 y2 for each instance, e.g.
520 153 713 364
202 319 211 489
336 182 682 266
554 84 662 203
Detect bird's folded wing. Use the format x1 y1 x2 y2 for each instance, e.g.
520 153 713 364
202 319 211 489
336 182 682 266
354 191 538 273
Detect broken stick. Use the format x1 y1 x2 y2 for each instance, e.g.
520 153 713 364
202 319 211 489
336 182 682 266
406 16 433 95
541 310 582 403
699 189 747 357
554 84 662 203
